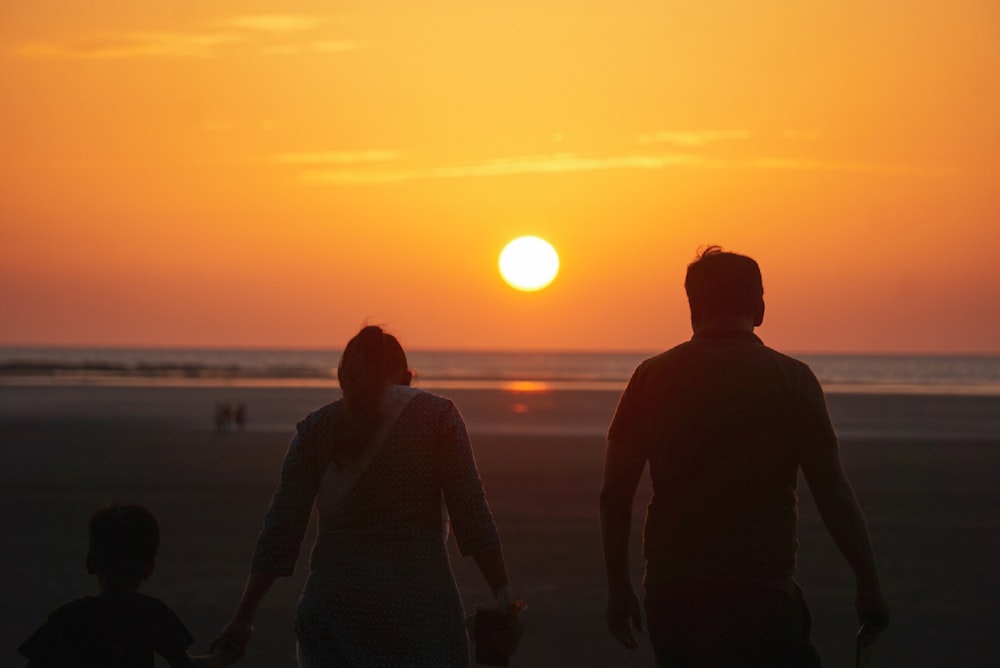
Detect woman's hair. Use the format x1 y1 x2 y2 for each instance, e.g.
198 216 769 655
333 325 413 463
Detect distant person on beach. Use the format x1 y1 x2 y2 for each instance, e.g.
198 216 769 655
210 325 524 667
19 503 233 668
600 246 889 666
214 402 232 433
234 403 246 430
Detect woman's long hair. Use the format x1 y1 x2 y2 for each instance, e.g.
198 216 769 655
333 325 413 464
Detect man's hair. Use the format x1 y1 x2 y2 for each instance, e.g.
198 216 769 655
88 503 160 580
684 246 764 321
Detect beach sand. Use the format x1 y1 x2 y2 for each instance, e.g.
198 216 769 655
2 386 998 666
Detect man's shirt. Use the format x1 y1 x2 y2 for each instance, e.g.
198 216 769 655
608 329 838 583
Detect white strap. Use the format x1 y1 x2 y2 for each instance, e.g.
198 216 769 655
317 385 421 523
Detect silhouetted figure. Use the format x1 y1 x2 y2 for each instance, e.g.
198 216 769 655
19 503 233 668
600 246 889 667
211 326 523 667
234 403 247 430
214 402 233 433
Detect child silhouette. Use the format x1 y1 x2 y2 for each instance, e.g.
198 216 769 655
19 503 233 668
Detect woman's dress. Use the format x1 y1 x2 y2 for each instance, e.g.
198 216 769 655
251 387 501 667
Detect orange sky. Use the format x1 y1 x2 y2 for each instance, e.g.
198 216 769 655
2 1 998 352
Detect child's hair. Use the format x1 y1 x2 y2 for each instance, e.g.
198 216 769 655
88 503 160 584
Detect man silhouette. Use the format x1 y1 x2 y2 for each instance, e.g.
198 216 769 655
600 246 889 667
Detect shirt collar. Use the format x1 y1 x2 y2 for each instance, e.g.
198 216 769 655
691 329 764 345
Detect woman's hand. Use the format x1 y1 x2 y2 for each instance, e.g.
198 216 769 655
210 571 277 663
208 619 254 664
491 584 526 656
606 584 643 650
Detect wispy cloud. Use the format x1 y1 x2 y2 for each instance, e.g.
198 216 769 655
274 150 399 165
226 15 322 33
16 32 242 60
298 152 705 184
637 130 752 147
259 40 361 56
751 157 952 175
282 150 951 185
15 13 358 60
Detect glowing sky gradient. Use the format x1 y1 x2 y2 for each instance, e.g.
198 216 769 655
2 2 998 352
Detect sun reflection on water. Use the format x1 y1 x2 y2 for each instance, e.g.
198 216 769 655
501 380 552 393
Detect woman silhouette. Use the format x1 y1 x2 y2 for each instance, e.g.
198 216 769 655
211 326 520 666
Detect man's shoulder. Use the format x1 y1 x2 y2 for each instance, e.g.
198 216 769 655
761 345 819 379
637 340 696 370
636 338 818 383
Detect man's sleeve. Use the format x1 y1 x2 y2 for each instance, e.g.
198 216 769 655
796 364 840 455
607 363 650 450
18 622 55 665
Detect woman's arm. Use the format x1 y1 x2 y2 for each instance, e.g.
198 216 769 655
208 572 279 662
472 549 513 603
210 415 328 660
438 403 503 557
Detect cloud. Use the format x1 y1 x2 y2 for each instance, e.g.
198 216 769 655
15 13 356 60
751 157 953 176
226 15 322 32
297 152 705 184
274 150 400 165
16 32 242 60
282 150 951 185
637 130 752 147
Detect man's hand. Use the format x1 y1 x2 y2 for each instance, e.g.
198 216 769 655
854 585 889 667
606 585 644 650
856 586 890 641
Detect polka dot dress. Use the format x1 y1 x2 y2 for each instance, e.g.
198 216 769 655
252 390 501 667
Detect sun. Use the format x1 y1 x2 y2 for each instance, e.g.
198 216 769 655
499 236 560 291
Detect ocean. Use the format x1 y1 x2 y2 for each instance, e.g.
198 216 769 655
2 346 1000 396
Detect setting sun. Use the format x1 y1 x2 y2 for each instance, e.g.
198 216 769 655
498 236 560 292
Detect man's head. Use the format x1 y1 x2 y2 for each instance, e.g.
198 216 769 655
684 246 765 329
86 503 160 590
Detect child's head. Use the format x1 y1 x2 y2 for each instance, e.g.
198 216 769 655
86 503 160 590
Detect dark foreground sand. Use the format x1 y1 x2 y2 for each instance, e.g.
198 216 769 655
2 386 998 667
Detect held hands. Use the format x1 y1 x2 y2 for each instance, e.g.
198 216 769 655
606 585 643 650
208 618 254 664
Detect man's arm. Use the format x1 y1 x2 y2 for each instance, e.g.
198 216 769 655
599 439 647 650
801 446 890 637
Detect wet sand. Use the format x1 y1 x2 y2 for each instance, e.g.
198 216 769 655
2 386 998 666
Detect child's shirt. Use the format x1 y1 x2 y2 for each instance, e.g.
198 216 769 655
19 591 194 667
